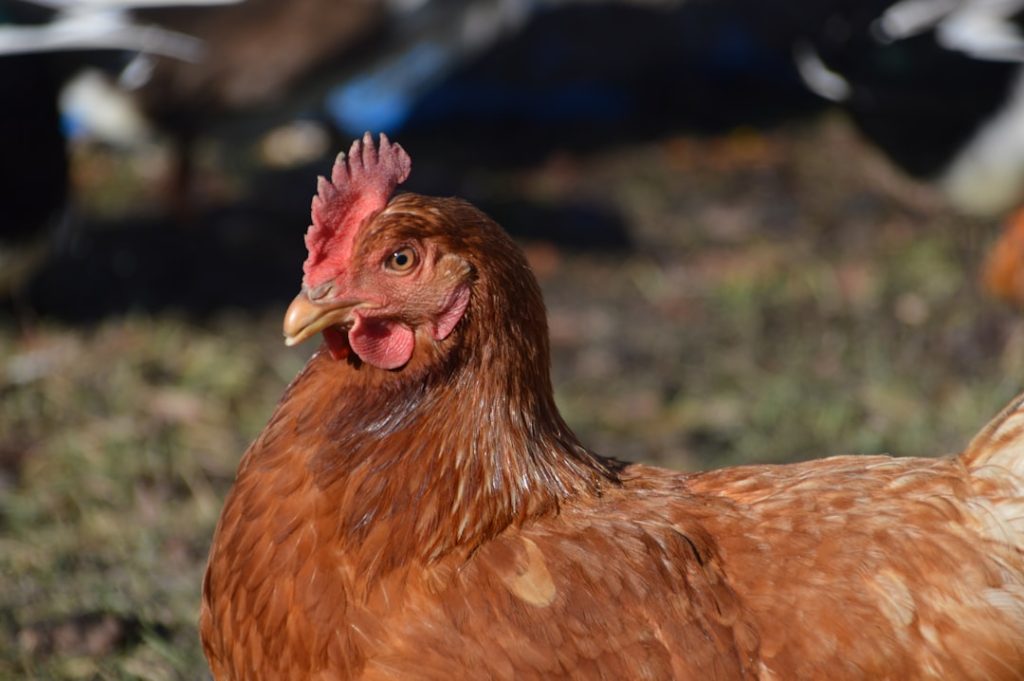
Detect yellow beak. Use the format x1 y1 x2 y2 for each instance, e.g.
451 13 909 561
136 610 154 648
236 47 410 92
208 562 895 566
282 291 359 347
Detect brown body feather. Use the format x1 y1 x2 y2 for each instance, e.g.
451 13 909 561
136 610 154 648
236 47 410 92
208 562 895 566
201 145 1024 679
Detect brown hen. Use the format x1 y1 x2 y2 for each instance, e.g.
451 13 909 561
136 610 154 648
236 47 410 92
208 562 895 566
201 133 1024 680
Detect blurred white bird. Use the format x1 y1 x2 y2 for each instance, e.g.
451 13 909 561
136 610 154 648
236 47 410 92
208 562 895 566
0 0 245 60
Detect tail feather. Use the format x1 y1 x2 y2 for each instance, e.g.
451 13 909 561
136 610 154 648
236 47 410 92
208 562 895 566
961 390 1024 474
959 392 1024 552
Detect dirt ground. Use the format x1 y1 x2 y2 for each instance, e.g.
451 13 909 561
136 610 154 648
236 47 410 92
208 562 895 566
3 113 1023 679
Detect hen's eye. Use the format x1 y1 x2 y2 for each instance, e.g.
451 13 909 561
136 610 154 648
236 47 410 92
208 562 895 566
385 247 418 273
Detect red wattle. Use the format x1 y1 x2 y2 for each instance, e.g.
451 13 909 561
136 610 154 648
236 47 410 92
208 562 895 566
348 315 415 369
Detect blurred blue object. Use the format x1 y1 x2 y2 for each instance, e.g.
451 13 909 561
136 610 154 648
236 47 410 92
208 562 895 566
327 42 451 134
326 1 809 141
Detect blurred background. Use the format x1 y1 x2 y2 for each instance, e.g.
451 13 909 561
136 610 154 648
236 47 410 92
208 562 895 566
4 0 1024 677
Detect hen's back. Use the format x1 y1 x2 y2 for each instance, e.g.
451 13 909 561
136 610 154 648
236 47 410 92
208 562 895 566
675 394 1024 680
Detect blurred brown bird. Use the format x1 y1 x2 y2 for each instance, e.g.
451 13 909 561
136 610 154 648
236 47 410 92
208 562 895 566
984 207 1024 307
200 133 1024 680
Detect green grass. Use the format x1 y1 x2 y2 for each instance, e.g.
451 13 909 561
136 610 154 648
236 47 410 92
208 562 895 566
3 116 1023 678
1 317 306 679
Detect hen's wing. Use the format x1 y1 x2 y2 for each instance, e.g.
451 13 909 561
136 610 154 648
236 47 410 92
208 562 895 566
351 502 760 680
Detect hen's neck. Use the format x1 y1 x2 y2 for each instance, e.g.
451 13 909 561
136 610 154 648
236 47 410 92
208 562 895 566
249 314 617 579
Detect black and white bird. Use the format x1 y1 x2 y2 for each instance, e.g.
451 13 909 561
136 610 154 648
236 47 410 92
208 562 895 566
793 0 1024 213
0 0 241 298
0 0 389 299
785 0 1024 303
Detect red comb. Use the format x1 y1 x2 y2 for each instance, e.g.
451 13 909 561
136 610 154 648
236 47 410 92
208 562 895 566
302 132 412 287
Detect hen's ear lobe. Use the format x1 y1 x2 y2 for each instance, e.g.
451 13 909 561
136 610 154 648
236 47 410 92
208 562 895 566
432 254 473 341
433 284 471 341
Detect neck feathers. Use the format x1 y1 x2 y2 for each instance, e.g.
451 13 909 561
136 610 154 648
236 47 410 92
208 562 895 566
250 344 615 582
248 212 618 579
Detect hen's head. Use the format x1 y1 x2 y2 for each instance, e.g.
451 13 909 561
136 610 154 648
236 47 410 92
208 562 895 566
283 133 544 374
